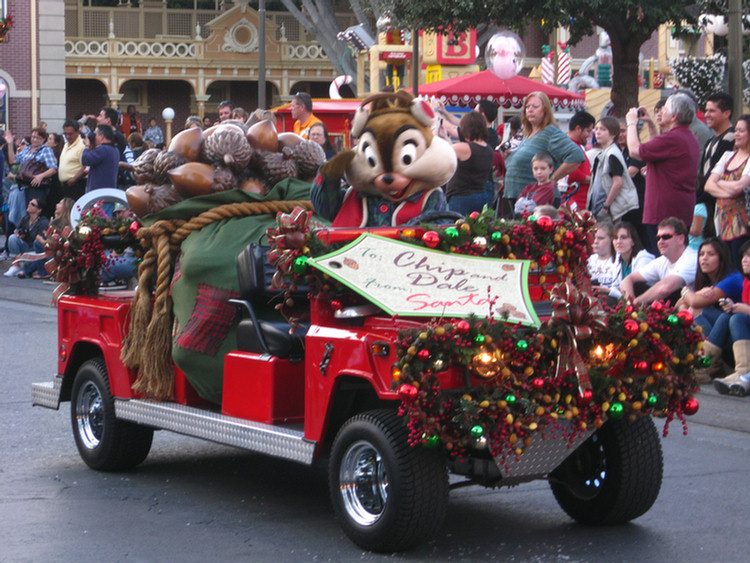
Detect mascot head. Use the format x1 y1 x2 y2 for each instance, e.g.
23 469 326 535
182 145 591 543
325 90 457 203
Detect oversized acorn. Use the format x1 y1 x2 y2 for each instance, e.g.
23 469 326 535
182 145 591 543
152 150 186 185
247 120 279 152
203 125 253 174
260 146 298 189
168 127 204 162
292 140 326 180
132 148 161 184
168 162 216 198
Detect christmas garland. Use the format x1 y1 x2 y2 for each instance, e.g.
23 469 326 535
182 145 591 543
46 202 141 299
0 17 13 42
267 206 704 460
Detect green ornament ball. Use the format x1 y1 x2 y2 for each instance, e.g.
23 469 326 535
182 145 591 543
647 394 658 407
292 256 308 274
516 339 529 351
474 334 486 344
667 314 679 326
505 394 517 405
609 402 624 420
423 434 440 449
701 355 712 367
445 227 459 239
490 231 503 243
470 425 484 439
528 215 537 223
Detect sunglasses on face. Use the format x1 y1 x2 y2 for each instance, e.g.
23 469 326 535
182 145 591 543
655 234 674 241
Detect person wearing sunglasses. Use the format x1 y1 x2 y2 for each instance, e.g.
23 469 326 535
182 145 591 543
3 197 50 276
617 216 697 306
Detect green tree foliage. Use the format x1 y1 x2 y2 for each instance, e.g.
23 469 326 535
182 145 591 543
387 0 700 115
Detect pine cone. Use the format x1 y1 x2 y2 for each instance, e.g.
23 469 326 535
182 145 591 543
292 140 326 181
260 147 298 188
132 148 161 184
211 167 237 193
152 150 186 185
204 126 252 173
145 183 184 215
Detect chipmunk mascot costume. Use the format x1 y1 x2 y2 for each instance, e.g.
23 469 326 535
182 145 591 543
311 90 457 227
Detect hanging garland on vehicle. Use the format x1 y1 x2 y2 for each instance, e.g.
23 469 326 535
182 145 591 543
46 202 141 300
267 205 704 461
391 291 702 463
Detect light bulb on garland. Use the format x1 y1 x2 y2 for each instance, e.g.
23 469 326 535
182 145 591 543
471 348 501 380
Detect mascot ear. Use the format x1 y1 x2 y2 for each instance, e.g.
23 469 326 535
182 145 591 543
410 97 436 128
321 150 357 179
351 105 370 138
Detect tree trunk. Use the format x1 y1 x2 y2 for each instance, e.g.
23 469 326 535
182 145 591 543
607 28 651 117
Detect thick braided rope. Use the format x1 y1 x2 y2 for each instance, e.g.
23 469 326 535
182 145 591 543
123 199 313 398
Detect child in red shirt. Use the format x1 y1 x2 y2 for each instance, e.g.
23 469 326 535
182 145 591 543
514 151 556 216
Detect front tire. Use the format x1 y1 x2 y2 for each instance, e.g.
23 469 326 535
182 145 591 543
70 358 153 471
549 416 663 525
329 410 448 552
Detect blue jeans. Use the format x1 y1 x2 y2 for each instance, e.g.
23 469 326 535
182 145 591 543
23 240 47 277
708 312 750 348
7 234 31 256
448 191 489 216
694 306 722 334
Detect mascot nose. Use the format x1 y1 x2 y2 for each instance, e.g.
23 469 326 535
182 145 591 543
381 174 394 185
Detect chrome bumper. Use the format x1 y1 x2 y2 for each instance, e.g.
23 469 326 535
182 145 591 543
31 375 64 410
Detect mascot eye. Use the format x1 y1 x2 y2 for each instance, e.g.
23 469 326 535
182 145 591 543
400 142 417 166
362 142 379 169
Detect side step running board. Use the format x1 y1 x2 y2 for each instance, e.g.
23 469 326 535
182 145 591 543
114 399 316 465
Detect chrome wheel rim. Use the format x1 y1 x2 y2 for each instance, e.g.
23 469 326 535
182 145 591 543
339 440 388 526
75 381 104 450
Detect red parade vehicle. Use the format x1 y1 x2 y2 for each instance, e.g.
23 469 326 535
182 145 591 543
32 221 689 552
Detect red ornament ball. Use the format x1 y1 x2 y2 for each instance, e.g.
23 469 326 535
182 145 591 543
676 310 694 325
397 384 418 402
456 320 471 333
637 360 650 373
539 254 550 266
129 220 141 236
422 230 441 248
651 301 664 312
683 397 699 416
623 319 640 337
532 377 545 390
536 215 553 231
579 389 593 405
330 300 342 311
417 349 430 360
469 211 480 220
563 231 575 243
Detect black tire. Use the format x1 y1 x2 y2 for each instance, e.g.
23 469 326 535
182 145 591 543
549 416 663 525
70 358 153 471
329 410 448 552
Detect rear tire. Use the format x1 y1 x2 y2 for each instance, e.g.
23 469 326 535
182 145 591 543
70 358 153 471
329 410 448 552
549 416 663 525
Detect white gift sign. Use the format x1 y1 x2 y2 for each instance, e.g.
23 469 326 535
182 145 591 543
308 234 540 327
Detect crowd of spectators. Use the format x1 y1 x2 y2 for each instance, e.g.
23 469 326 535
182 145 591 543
2 88 750 396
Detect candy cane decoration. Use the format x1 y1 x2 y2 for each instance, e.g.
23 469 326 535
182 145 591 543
541 52 556 84
329 75 353 99
557 42 571 86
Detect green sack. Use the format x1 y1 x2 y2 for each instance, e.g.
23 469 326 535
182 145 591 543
168 180 311 404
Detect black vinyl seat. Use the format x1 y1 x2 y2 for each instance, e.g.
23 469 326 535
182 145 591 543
231 243 308 359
